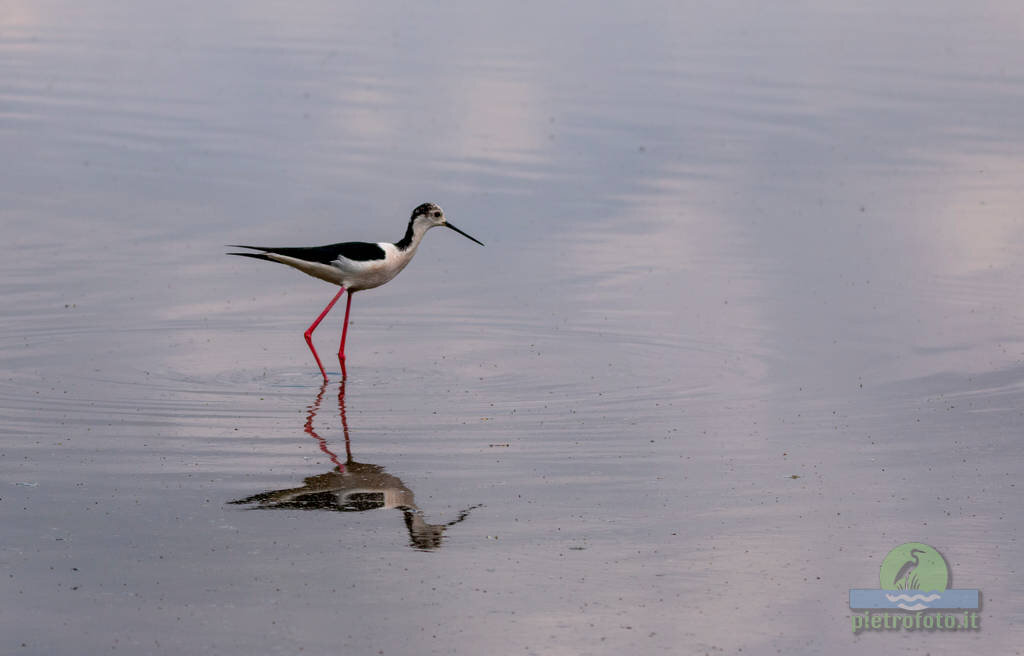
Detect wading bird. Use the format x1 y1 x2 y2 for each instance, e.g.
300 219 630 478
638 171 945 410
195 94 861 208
228 203 483 380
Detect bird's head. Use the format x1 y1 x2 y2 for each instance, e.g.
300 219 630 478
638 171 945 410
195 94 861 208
410 202 484 246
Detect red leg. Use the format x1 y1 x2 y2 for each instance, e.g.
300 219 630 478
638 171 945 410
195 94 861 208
337 291 353 375
304 287 346 381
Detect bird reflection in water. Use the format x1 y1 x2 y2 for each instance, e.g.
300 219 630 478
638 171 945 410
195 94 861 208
229 382 480 551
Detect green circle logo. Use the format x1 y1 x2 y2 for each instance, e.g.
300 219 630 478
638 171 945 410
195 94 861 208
879 542 948 591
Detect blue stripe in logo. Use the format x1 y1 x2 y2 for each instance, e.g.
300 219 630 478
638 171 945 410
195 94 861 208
850 589 979 610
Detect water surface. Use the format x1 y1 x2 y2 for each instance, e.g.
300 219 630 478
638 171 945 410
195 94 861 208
2 1 1023 653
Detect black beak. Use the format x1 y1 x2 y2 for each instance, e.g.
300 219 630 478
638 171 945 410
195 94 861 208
445 221 484 246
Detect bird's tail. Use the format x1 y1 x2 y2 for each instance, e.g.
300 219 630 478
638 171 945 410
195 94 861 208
226 245 272 261
226 251 272 261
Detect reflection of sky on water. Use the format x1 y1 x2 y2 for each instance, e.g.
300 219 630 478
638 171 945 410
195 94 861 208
4 1 1023 396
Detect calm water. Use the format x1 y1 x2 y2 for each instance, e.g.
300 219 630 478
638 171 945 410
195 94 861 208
3 1 1023 654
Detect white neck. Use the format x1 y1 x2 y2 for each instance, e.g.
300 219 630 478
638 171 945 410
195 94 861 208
396 218 434 252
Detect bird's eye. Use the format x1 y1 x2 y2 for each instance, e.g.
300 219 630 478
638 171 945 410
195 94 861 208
433 211 442 218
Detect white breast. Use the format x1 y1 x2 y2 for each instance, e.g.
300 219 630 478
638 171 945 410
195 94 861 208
334 242 417 292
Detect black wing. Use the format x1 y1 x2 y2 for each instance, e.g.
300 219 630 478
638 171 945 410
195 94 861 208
227 242 386 263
